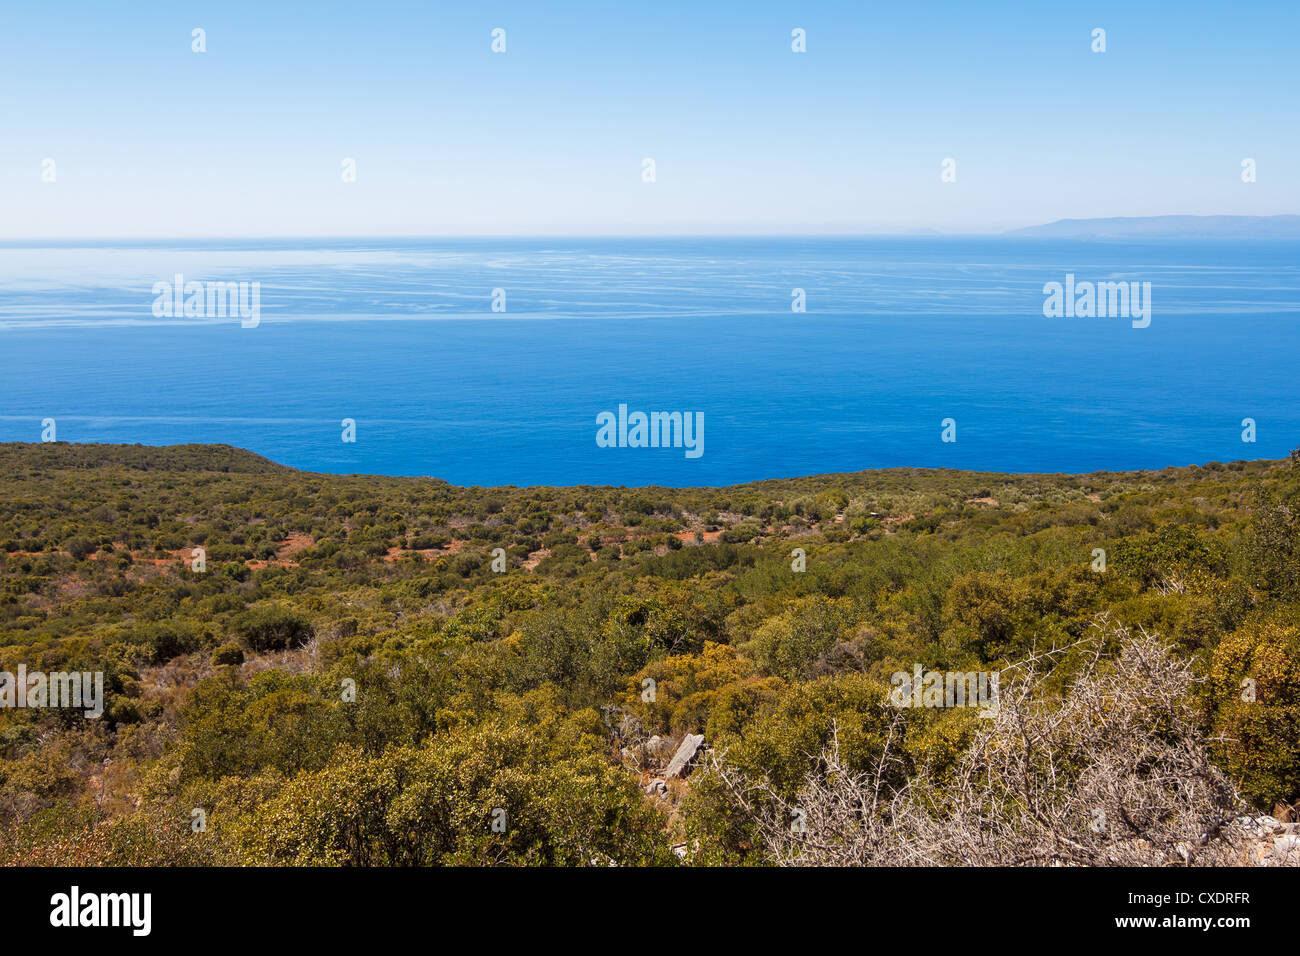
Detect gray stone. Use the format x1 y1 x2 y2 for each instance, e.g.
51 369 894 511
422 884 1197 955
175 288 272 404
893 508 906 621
1238 816 1277 838
663 733 706 780
1272 833 1300 863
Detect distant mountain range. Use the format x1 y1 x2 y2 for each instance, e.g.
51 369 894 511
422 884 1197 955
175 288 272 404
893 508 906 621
1006 215 1300 239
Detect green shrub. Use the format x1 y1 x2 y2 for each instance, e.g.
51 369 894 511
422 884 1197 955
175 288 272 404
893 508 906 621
232 604 314 652
213 642 245 666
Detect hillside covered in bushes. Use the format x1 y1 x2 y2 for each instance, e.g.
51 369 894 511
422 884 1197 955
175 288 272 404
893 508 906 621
1 442 1298 865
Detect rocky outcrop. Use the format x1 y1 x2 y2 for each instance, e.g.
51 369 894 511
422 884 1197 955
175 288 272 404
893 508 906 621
663 733 706 780
1235 816 1300 866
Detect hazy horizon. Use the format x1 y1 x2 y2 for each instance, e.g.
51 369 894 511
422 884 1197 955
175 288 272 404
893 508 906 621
3 213 1300 244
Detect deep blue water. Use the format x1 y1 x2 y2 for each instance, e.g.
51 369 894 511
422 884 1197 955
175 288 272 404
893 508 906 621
1 237 1297 487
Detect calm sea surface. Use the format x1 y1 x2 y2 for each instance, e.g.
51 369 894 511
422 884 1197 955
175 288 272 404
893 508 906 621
1 237 1296 486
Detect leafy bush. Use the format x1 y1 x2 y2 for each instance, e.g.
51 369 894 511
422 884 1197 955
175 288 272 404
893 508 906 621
213 642 245 666
231 604 314 652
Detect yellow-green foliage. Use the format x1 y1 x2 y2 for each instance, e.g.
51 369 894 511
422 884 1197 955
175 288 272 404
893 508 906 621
1208 621 1300 808
238 711 673 866
1 442 1298 863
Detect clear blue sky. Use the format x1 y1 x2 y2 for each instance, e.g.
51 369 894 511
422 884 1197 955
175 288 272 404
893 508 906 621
2 0 1296 236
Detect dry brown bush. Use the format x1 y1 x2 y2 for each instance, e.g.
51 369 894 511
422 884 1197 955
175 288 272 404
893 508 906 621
710 616 1250 866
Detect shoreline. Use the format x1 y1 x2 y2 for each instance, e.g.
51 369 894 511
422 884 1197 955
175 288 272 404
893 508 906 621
0 440 1287 492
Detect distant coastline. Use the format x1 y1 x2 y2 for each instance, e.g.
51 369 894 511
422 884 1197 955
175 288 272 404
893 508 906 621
1005 214 1300 239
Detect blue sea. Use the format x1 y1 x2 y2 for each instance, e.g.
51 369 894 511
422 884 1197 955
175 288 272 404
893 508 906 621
1 237 1297 487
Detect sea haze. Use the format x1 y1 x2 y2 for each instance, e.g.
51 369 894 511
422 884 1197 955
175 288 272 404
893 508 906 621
1 237 1297 487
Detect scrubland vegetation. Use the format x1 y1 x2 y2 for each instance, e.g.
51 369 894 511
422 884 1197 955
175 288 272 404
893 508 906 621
1 442 1298 866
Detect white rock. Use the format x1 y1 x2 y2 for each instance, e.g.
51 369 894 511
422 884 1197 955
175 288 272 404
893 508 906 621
1238 815 1281 838
1272 833 1300 864
663 733 706 780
